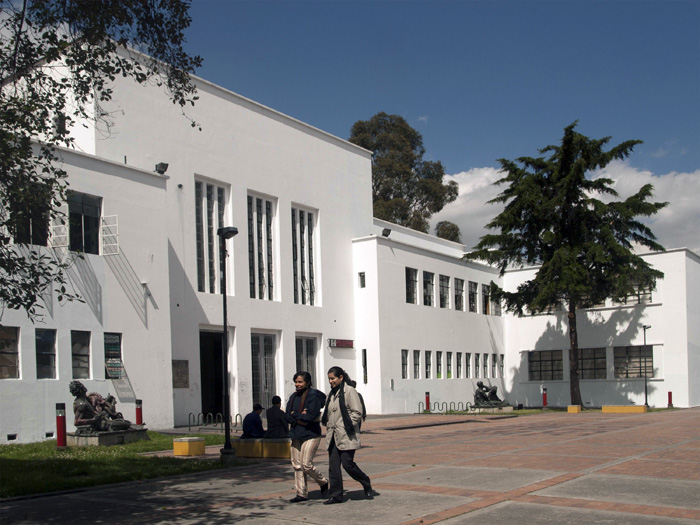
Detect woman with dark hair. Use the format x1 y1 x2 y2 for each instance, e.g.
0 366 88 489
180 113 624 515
322 366 374 504
285 371 329 503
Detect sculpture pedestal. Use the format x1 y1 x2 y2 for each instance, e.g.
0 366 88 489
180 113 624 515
66 428 149 447
471 406 514 414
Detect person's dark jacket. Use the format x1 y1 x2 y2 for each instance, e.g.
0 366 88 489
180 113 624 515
264 405 289 439
241 410 264 438
285 387 324 442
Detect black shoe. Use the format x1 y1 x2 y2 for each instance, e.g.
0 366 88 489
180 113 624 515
323 497 343 505
364 487 374 499
289 495 308 503
320 482 329 497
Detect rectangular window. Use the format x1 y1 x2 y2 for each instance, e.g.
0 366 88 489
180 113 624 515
291 207 316 305
528 350 564 381
71 330 90 379
10 183 49 246
423 272 434 306
454 278 465 311
295 336 317 384
483 353 489 378
104 332 123 379
251 333 277 409
406 267 418 304
499 354 504 378
436 351 443 378
68 192 101 254
466 353 471 378
491 353 496 378
0 327 20 379
195 181 227 293
447 352 453 379
425 350 432 379
469 282 478 312
481 284 490 315
614 345 653 378
413 350 420 379
36 329 56 379
401 349 408 379
248 195 275 300
474 353 480 378
358 272 366 288
491 295 502 316
456 352 462 378
439 275 450 308
362 348 368 384
578 347 607 379
615 284 653 306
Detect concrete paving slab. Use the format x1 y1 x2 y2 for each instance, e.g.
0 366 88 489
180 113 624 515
533 473 700 510
377 465 564 492
439 501 700 524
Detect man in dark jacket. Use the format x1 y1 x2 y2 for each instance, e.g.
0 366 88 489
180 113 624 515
241 403 265 438
264 396 289 439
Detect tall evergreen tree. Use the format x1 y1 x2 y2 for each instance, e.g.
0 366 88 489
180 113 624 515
466 122 667 406
349 112 459 233
1 0 202 319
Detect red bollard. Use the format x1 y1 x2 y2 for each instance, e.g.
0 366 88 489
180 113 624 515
135 399 143 425
425 391 430 412
668 391 673 408
542 387 548 408
56 403 67 449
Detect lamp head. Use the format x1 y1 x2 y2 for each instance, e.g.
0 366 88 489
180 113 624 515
381 228 391 237
217 226 239 240
154 162 169 174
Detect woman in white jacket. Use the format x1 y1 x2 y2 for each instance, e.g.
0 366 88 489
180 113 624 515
321 366 374 504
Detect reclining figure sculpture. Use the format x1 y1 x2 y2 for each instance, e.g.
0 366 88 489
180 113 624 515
473 381 508 407
69 380 132 434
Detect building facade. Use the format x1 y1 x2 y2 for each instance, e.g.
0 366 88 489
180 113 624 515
1 71 698 444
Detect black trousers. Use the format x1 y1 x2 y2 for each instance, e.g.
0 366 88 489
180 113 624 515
327 437 371 499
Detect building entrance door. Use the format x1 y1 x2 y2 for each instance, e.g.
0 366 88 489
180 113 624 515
199 330 223 416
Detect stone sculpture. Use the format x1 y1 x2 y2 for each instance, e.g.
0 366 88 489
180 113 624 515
69 380 132 434
473 381 507 407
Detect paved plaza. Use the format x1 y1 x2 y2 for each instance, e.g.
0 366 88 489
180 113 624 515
1 408 699 524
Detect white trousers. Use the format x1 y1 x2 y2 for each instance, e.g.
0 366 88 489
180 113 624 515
291 437 328 497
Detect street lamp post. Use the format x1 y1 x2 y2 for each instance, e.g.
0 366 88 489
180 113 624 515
642 324 651 407
217 226 238 459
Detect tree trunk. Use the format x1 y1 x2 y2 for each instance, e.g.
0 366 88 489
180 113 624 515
567 301 583 407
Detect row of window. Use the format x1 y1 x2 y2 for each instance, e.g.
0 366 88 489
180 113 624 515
405 268 501 315
527 346 654 381
194 181 317 306
400 349 505 380
522 287 655 317
0 327 123 380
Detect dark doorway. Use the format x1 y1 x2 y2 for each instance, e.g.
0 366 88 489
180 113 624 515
199 331 223 416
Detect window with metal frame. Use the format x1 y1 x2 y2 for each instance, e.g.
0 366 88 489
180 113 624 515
252 333 276 409
71 330 90 379
406 267 418 304
295 336 317 384
578 347 607 379
456 352 462 378
481 284 490 315
104 333 123 379
474 353 480 378
483 353 489 378
425 350 432 378
10 182 49 246
423 272 434 306
413 350 420 379
248 195 275 300
614 346 653 378
291 207 316 305
436 351 443 378
68 192 101 254
36 329 56 379
454 278 465 311
0 327 19 379
466 353 471 378
439 275 450 308
401 349 408 379
469 281 478 312
528 350 564 381
195 181 227 293
447 352 453 379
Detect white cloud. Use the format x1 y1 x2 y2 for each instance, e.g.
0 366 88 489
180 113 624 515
417 115 429 124
432 162 700 254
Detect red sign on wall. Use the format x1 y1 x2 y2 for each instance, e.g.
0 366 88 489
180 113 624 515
328 339 354 348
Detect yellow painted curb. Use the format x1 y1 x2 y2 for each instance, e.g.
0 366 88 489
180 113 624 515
567 405 582 413
602 405 648 413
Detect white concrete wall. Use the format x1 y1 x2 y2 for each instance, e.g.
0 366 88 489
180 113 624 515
503 249 698 408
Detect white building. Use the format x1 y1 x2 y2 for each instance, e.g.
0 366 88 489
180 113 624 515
2 70 698 444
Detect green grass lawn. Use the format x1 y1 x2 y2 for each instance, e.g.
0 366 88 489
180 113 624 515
0 431 234 498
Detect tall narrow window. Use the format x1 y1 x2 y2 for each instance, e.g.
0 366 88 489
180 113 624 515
362 349 368 384
482 284 490 315
491 294 502 316
439 275 450 308
358 272 366 288
490 353 496 378
474 353 480 378
499 354 504 378
413 350 420 379
68 192 101 254
425 350 432 379
401 349 408 379
248 194 276 300
251 333 276 409
423 272 434 306
0 327 20 379
456 352 462 379
466 353 471 378
446 352 453 379
295 336 317 384
104 333 123 379
292 207 316 305
71 330 90 379
483 353 489 378
405 267 418 304
195 181 228 294
36 329 56 379
454 278 465 311
468 282 478 312
436 351 443 378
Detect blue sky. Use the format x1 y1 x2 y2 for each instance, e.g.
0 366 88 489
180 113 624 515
185 0 700 251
